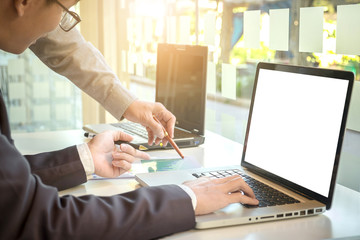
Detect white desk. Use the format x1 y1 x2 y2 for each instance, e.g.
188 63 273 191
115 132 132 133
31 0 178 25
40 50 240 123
13 130 360 240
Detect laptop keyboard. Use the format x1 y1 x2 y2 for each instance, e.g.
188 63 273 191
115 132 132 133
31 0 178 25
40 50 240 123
111 122 148 138
111 122 197 139
192 169 300 208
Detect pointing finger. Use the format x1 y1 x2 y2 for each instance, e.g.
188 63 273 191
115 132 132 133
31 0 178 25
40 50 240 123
147 117 164 139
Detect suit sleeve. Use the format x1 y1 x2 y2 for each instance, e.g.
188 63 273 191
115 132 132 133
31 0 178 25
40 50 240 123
24 146 87 191
0 135 196 240
29 26 137 120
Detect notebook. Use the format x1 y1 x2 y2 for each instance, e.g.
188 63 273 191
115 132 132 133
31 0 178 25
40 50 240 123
83 43 208 150
135 62 354 229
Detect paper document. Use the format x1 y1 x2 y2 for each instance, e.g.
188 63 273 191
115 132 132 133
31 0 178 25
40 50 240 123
90 156 201 180
141 156 201 173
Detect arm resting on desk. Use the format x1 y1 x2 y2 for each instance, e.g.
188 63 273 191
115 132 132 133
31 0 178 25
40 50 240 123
24 146 87 191
0 136 196 240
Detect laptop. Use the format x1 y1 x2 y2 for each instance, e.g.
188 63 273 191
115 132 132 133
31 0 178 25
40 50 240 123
135 62 354 229
83 43 208 150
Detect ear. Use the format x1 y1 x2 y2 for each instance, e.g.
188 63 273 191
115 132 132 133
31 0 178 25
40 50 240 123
13 0 31 17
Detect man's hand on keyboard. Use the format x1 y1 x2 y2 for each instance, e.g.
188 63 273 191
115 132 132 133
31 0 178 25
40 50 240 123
183 176 259 215
123 100 176 146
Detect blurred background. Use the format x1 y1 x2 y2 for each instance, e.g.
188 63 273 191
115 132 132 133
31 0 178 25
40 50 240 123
1 0 359 190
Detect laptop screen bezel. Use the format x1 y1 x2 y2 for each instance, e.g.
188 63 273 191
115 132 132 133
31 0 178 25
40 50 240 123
155 43 208 135
241 62 354 209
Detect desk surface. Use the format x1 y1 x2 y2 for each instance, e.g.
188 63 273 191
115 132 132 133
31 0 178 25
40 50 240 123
13 130 360 240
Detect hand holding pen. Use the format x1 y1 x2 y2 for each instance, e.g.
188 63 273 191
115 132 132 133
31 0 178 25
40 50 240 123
86 131 150 178
122 100 176 146
153 115 184 159
84 132 148 150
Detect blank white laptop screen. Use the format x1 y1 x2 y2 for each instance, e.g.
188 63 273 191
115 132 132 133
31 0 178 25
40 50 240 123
243 68 349 197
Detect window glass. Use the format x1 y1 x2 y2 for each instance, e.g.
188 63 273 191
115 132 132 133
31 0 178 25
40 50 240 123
0 50 82 133
124 0 360 143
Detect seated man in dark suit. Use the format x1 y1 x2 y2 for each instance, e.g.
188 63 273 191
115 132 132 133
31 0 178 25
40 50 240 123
0 0 258 239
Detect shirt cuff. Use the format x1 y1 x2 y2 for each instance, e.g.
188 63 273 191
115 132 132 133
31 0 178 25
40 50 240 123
178 184 197 210
76 143 95 180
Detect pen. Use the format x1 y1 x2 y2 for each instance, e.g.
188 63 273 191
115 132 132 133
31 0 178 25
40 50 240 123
152 116 184 159
83 132 148 151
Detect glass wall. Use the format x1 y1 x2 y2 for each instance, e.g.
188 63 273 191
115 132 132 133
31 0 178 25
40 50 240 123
121 0 360 144
0 49 82 133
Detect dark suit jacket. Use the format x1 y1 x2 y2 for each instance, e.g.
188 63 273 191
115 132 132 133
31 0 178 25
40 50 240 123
0 90 195 239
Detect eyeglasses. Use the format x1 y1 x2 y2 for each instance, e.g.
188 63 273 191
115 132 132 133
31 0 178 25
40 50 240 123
55 0 81 32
